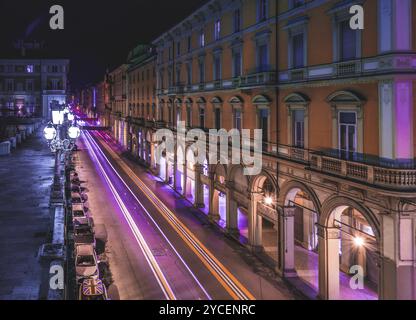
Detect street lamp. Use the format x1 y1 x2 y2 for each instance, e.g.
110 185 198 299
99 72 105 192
68 124 81 140
264 196 273 206
353 236 365 247
43 122 57 141
51 103 66 125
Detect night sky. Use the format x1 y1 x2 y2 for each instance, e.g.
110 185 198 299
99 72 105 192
0 0 207 89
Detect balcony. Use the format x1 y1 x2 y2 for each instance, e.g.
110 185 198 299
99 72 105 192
279 53 416 84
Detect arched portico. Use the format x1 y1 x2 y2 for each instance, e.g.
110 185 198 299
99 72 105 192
227 165 250 242
249 171 279 263
278 180 321 292
211 163 227 228
318 196 380 300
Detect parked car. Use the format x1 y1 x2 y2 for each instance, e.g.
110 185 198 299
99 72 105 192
71 192 84 204
74 217 95 247
72 203 89 224
78 278 108 300
75 244 99 282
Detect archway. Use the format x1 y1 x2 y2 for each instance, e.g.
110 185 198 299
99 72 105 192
159 155 167 181
250 172 279 263
201 158 210 215
228 165 250 243
281 181 320 293
213 164 227 228
320 197 379 300
185 148 196 202
176 146 185 191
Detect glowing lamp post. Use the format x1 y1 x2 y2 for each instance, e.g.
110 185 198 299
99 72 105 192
43 123 57 141
68 125 80 140
264 196 274 206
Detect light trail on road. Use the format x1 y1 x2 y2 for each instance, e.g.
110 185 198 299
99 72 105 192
90 130 255 300
83 130 211 300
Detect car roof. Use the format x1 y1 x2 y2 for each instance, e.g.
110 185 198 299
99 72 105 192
72 203 84 210
76 244 95 255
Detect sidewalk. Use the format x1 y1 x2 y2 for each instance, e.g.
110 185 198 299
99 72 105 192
0 130 54 300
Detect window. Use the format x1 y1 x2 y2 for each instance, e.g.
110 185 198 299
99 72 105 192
6 79 14 91
26 80 34 91
177 42 181 57
168 69 173 87
199 30 205 47
186 105 192 127
292 110 305 148
213 55 221 80
233 9 241 33
258 0 268 22
214 19 221 41
258 109 269 142
234 109 242 131
199 108 205 128
257 44 269 72
339 112 357 153
339 20 356 61
198 59 205 83
187 36 192 53
232 50 242 77
175 68 181 85
186 63 192 85
214 108 221 129
168 105 173 124
26 65 34 73
292 33 304 68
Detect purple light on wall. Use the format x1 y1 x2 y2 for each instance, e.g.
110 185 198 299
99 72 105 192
395 80 413 159
93 88 96 108
395 0 411 50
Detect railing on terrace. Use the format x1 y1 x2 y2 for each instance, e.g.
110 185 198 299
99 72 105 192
135 124 416 190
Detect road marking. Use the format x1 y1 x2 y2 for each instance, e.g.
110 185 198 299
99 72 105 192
84 131 211 300
91 131 255 300
82 131 176 300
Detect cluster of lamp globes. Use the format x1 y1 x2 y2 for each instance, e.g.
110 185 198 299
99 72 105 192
43 106 81 152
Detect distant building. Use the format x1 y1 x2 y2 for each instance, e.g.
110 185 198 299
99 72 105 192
0 57 69 119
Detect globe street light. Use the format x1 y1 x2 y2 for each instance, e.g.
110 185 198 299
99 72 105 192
43 122 57 141
68 124 80 140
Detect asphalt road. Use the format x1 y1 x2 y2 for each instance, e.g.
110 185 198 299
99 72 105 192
77 129 298 300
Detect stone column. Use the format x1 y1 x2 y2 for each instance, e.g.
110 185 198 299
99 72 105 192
248 193 262 251
208 175 220 223
226 183 239 237
380 212 416 300
193 165 204 208
181 163 187 198
318 225 341 300
280 206 296 277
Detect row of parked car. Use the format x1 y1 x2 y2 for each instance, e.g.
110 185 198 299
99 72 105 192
70 170 109 300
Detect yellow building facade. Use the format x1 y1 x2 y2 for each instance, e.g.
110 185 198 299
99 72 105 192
96 0 416 300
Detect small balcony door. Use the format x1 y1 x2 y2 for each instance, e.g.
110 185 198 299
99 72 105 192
339 111 357 154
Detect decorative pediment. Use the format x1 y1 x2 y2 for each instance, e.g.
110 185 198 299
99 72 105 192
326 90 366 105
252 94 271 105
284 92 310 105
229 96 244 104
211 96 223 104
185 98 193 105
196 97 207 104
